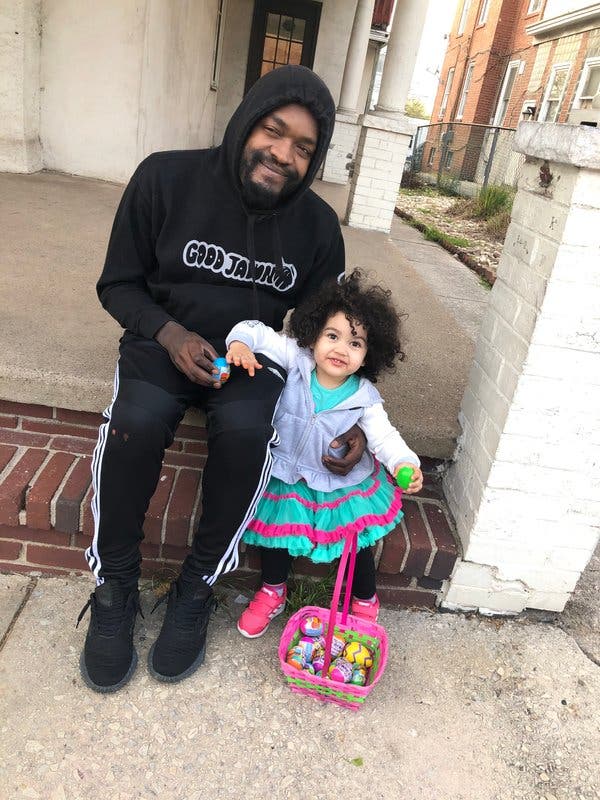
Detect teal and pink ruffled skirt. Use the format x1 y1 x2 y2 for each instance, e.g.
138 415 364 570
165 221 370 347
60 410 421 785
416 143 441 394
243 460 403 563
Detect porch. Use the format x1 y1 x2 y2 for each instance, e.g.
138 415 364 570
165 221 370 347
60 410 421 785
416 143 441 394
0 170 490 603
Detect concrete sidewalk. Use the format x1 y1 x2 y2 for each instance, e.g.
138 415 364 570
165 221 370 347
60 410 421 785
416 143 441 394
0 171 489 459
1 573 598 800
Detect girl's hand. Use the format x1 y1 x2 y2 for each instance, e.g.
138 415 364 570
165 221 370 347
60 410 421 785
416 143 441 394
226 341 263 377
394 463 423 494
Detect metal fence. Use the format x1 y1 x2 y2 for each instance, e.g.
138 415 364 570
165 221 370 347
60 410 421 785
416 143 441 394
405 122 526 196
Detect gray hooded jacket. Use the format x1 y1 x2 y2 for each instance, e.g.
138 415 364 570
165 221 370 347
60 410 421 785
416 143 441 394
227 321 420 493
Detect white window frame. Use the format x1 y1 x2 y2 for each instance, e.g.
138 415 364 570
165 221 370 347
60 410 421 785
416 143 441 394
456 61 475 120
477 0 492 26
210 0 228 90
439 67 455 118
527 0 543 14
539 62 571 122
572 56 600 109
492 60 520 125
457 0 472 36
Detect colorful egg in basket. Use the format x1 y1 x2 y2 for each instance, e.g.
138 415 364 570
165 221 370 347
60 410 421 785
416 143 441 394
299 615 324 637
343 641 374 669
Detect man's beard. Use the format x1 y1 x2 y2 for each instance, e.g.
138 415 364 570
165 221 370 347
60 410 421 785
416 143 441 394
239 149 302 210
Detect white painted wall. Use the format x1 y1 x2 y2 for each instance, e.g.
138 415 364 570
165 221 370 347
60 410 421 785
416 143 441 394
0 0 42 172
137 0 218 160
40 0 145 181
40 0 218 183
213 0 254 145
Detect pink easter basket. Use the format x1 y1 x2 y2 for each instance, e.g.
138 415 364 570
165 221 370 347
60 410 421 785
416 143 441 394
278 530 388 710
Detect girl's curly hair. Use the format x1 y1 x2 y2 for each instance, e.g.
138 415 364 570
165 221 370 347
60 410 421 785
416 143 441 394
288 269 404 383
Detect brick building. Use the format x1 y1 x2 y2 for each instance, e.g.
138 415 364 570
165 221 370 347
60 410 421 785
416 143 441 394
422 0 600 185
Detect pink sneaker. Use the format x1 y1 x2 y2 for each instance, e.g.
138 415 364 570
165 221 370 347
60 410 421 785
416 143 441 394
237 585 287 638
350 595 380 622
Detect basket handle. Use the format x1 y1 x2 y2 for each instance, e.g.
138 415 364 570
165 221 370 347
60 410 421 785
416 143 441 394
322 529 358 678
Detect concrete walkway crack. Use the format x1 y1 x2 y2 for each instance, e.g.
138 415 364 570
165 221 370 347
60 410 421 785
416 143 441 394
0 578 37 654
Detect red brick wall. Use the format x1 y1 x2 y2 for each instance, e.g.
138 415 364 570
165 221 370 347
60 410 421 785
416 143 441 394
431 0 546 127
0 400 459 608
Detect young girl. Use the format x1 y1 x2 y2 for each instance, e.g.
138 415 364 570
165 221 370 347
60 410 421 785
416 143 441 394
225 270 423 638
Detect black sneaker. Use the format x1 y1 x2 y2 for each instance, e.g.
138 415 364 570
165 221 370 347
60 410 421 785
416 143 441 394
148 578 216 683
77 580 141 693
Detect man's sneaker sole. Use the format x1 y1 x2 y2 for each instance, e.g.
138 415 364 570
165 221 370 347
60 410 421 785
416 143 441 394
147 641 206 683
236 603 285 639
79 648 138 694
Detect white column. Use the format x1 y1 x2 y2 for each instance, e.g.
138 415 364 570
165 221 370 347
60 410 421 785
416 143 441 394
0 0 42 172
338 0 376 114
344 113 413 231
376 0 430 115
443 122 600 615
345 0 431 231
322 0 375 185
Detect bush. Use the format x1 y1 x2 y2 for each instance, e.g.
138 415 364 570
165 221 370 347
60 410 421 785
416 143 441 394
449 197 477 217
485 209 511 241
474 184 514 220
436 173 461 196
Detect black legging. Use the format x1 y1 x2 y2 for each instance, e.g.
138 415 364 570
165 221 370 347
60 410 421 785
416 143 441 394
261 545 377 600
86 333 286 587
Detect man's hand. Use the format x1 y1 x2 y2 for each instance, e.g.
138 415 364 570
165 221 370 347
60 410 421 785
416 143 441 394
226 341 263 377
322 424 367 476
156 321 220 386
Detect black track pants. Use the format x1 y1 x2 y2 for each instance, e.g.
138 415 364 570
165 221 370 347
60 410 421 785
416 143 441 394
261 546 377 599
86 333 286 587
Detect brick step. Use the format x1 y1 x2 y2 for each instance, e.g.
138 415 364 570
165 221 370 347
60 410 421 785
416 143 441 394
0 400 460 608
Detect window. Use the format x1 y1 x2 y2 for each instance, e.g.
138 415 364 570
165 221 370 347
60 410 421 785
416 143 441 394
445 150 453 168
439 67 455 118
539 63 570 122
457 0 472 35
456 62 475 119
573 58 600 109
477 0 491 25
211 0 227 90
261 12 306 76
493 61 520 125
527 0 542 13
427 147 436 166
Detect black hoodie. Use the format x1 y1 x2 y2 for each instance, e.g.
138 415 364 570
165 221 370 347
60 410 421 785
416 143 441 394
96 66 344 353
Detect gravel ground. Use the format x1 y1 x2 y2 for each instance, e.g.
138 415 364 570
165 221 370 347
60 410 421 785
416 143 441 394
396 191 504 282
1 575 598 800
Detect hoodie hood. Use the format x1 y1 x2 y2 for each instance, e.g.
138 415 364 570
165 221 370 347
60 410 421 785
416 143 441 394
221 65 336 212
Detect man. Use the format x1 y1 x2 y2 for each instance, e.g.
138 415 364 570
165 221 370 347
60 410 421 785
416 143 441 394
79 66 365 693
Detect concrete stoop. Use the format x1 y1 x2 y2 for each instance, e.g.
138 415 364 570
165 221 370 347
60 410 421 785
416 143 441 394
0 399 459 606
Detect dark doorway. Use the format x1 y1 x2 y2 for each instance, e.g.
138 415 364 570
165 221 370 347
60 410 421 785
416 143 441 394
245 0 322 94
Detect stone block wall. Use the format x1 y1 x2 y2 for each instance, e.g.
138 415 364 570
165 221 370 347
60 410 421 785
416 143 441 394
322 118 359 185
443 124 600 613
346 115 412 232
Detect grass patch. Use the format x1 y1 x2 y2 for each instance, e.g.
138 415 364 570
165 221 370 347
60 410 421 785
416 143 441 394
285 566 337 617
422 224 471 249
474 184 514 219
448 197 477 217
485 209 511 240
417 206 433 215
